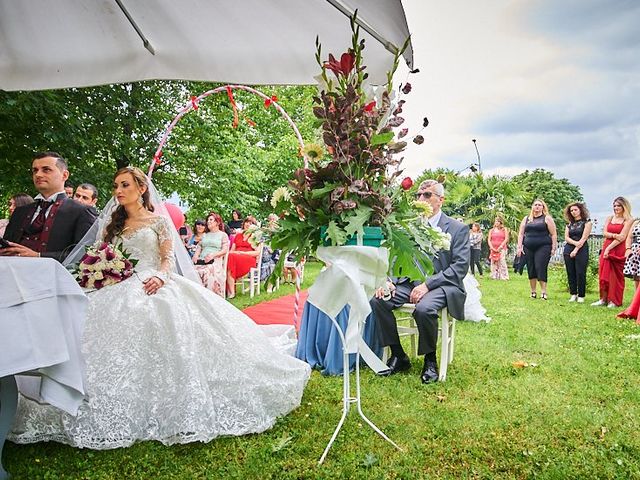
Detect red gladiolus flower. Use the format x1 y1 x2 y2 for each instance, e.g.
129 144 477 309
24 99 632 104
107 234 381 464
401 177 413 190
324 52 355 77
364 101 376 112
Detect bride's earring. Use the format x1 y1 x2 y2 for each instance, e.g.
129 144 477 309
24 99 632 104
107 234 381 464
138 196 144 205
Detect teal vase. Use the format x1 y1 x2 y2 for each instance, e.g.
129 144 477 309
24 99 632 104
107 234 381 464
320 226 384 247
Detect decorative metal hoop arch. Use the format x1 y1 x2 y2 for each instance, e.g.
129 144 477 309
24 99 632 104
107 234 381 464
147 84 307 178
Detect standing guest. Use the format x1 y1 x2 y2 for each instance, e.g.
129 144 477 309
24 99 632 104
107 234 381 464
0 193 34 237
74 183 99 219
228 209 243 233
64 180 74 199
517 199 557 300
591 197 633 307
226 217 260 299
622 218 640 290
563 202 592 303
488 217 510 280
469 223 484 276
193 213 229 297
186 219 206 257
0 152 94 262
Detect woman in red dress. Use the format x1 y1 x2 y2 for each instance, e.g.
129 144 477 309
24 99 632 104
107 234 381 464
226 217 260 299
592 197 633 308
617 290 640 325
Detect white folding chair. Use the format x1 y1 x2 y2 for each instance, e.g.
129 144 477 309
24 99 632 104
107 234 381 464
384 304 457 382
283 256 305 284
240 244 263 298
220 250 229 299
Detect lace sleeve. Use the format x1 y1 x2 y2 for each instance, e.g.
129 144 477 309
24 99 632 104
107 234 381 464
155 217 176 282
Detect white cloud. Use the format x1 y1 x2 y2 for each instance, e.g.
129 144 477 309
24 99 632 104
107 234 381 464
398 0 640 223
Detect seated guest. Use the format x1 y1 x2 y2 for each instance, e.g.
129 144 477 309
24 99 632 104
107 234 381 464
193 213 229 297
370 179 469 384
178 213 192 244
227 209 243 233
226 217 260 299
0 152 94 262
0 193 34 237
186 219 206 257
74 182 99 218
64 180 74 198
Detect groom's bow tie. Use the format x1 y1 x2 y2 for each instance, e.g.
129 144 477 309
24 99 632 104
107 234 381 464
36 199 55 209
26 199 55 234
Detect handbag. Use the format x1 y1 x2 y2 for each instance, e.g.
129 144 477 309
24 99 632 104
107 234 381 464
513 254 526 275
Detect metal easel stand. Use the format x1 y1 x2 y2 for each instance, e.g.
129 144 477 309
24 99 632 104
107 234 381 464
318 316 403 465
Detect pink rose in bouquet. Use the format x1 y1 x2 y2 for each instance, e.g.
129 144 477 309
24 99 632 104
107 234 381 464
76 242 137 290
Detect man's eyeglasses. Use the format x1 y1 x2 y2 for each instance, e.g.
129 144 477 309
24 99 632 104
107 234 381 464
414 191 440 200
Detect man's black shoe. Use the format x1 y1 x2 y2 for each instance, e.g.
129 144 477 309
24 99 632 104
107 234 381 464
378 354 411 376
420 360 439 384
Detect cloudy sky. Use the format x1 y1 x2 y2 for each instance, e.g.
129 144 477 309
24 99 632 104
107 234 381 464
396 0 640 229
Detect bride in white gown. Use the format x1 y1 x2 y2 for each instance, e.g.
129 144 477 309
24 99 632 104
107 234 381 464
10 167 310 449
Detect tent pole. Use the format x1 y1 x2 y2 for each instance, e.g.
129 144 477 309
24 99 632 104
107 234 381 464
325 0 401 57
114 0 156 55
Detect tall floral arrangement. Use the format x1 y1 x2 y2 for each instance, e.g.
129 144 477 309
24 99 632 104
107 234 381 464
270 15 448 279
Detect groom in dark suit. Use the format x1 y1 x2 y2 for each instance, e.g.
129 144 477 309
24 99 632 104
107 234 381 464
370 179 470 384
1 152 95 262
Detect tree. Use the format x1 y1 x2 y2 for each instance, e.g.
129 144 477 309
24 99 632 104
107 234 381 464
511 169 583 227
0 82 320 222
413 168 527 232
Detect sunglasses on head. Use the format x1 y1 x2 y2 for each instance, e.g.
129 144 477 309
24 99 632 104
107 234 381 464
414 191 439 200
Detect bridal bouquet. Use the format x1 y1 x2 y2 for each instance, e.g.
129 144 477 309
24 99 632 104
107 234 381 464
75 242 137 290
269 14 445 279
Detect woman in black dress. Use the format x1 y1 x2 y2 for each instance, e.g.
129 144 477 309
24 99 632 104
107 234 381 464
517 199 557 299
563 202 592 303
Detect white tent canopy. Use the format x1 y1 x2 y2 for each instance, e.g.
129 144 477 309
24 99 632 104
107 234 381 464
0 0 413 91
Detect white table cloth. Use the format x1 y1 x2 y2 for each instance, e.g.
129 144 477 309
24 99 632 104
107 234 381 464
0 257 87 414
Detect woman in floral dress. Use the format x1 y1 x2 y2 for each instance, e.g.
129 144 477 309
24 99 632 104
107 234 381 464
488 216 509 280
622 218 640 290
193 212 229 297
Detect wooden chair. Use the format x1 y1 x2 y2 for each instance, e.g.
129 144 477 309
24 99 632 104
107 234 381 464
384 304 457 382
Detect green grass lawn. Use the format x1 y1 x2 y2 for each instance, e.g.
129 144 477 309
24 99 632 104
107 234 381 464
5 263 640 479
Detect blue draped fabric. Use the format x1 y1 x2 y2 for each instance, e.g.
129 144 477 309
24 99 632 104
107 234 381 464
295 301 383 375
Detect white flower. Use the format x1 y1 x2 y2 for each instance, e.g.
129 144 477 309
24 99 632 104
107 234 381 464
433 231 452 251
115 260 125 270
362 83 386 109
270 187 291 208
313 73 331 95
94 271 104 280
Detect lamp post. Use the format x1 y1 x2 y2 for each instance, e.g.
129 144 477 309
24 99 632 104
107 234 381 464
472 139 482 172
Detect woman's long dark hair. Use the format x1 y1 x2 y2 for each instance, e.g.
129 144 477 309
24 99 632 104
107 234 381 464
104 167 154 241
10 193 34 211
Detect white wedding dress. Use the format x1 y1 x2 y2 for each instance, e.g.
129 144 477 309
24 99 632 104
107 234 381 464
10 216 310 449
463 274 491 322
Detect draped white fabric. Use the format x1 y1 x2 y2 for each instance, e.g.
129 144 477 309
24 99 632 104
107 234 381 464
10 217 310 448
0 257 87 415
0 0 413 91
307 246 389 373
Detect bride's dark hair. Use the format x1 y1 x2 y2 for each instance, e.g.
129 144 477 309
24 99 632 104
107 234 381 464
104 167 155 241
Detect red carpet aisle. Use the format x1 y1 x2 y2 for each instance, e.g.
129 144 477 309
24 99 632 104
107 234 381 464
242 291 309 331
